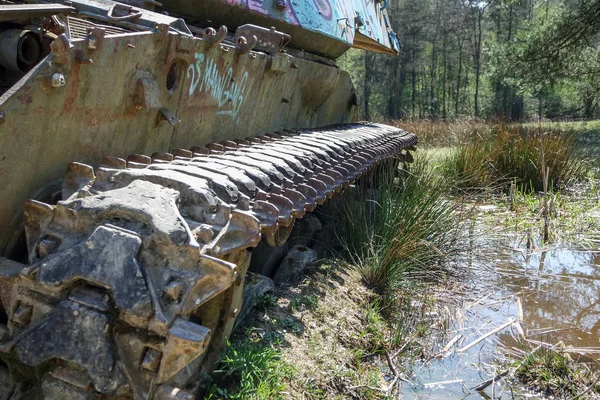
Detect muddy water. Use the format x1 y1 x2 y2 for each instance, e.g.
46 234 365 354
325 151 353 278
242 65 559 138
401 246 600 399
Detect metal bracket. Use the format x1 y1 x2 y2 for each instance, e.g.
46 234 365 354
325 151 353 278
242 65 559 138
274 0 286 10
159 108 180 126
202 26 227 48
234 25 290 54
106 4 142 22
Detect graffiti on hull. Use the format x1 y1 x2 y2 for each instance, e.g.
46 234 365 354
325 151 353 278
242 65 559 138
187 52 249 123
225 0 397 53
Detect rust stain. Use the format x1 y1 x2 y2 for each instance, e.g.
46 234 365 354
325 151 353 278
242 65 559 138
61 62 82 114
17 94 33 105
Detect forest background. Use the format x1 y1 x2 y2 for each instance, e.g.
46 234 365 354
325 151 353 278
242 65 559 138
342 0 600 122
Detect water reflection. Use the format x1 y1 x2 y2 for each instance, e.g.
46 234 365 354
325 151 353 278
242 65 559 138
498 249 600 349
402 247 600 399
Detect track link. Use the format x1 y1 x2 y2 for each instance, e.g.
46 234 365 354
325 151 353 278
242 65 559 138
0 123 416 399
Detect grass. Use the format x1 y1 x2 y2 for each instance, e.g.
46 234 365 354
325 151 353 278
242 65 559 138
488 178 600 246
441 124 589 192
510 345 600 398
393 119 490 148
204 333 295 399
206 262 451 399
333 157 469 298
394 118 600 147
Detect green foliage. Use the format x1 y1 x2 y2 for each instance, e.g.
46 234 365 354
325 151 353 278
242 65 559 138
442 124 588 191
204 337 295 399
507 1 600 85
513 347 600 397
356 298 387 355
335 158 467 297
344 0 600 121
254 294 277 311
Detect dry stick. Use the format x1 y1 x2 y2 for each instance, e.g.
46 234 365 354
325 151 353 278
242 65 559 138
386 350 413 385
349 376 401 394
539 119 550 243
514 321 526 340
516 296 524 322
573 371 600 399
434 334 463 359
349 349 409 394
457 319 516 353
471 345 543 392
386 350 398 376
423 379 464 388
471 370 510 391
391 338 414 360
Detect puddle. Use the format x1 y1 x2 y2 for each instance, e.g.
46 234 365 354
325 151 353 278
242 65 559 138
401 246 600 399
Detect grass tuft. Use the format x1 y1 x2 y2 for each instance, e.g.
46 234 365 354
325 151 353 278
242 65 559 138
204 335 295 399
442 124 589 192
334 158 469 298
512 346 600 397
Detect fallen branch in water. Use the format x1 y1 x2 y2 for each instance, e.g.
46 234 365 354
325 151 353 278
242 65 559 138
434 334 462 359
457 319 516 353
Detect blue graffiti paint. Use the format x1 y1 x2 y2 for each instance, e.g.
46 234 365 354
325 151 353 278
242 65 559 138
226 0 398 53
187 52 250 123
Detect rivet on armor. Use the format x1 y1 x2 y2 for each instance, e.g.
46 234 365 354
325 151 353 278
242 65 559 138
51 73 66 88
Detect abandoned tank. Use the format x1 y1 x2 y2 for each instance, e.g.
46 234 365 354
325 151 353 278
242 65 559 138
0 0 417 398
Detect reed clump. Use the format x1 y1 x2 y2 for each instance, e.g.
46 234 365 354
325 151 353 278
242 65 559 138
442 125 588 192
333 158 468 298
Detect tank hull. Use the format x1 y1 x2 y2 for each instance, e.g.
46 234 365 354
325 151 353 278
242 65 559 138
0 29 358 257
159 0 400 57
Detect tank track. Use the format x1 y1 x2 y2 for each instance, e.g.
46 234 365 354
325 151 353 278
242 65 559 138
0 123 417 399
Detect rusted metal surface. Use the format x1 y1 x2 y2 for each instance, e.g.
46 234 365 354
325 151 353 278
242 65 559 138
0 4 74 22
0 123 416 399
158 0 400 57
0 3 361 258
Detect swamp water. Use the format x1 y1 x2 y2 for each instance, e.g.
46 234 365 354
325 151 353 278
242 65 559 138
401 243 600 399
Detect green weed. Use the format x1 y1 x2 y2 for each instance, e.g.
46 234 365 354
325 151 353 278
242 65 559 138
512 346 600 397
254 294 277 311
289 294 319 312
205 336 295 399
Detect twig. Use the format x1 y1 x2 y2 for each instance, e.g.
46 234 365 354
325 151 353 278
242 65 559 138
516 296 524 321
385 350 398 376
457 319 515 353
391 338 414 360
514 321 526 340
471 370 510 391
423 379 464 388
350 376 400 394
527 327 577 336
434 334 462 359
573 372 600 399
349 384 388 393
